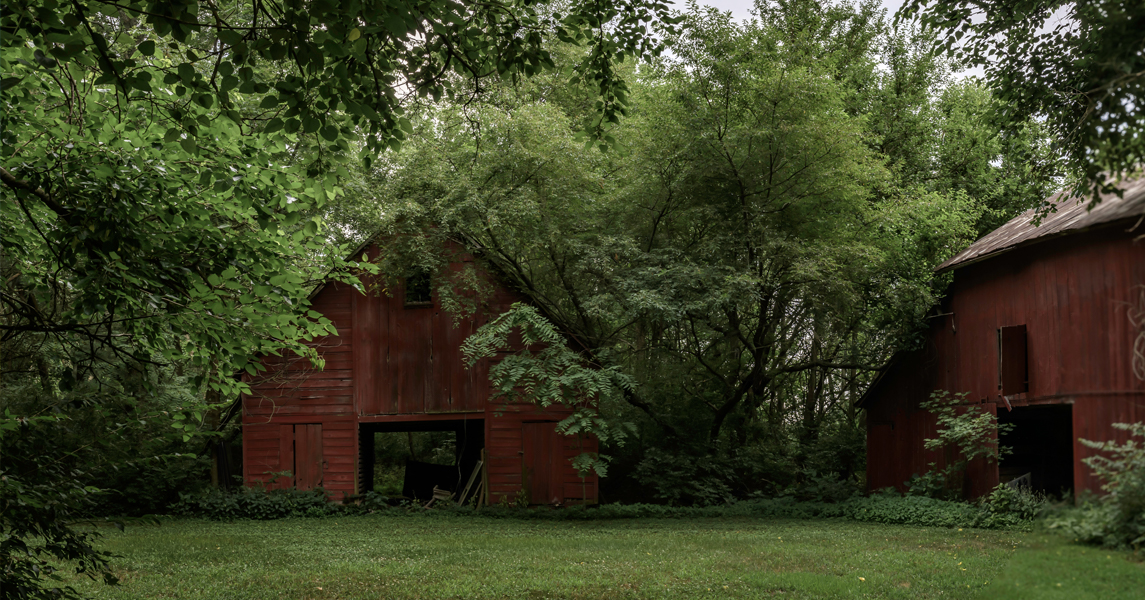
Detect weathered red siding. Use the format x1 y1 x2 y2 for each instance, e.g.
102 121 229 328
242 241 599 503
864 226 1145 497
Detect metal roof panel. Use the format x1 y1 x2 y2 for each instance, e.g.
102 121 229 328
936 177 1145 272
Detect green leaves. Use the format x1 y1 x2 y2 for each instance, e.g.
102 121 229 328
918 390 1013 499
462 304 633 477
899 0 1143 202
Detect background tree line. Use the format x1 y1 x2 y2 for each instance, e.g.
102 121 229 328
319 0 1066 504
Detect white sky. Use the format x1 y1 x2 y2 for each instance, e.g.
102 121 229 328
700 0 907 21
694 0 983 77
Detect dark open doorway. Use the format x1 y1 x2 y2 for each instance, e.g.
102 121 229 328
997 403 1074 497
358 419 483 501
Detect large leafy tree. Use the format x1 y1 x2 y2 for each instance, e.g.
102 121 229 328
899 0 1145 200
335 0 992 504
1 1 672 596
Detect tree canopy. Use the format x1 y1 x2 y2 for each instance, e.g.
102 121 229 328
325 0 1052 504
2 0 674 596
900 0 1144 201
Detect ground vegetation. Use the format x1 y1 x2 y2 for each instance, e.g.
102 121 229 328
60 517 1145 600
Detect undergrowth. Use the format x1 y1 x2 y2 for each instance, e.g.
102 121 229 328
172 487 1039 530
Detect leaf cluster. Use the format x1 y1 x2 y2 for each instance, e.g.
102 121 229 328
915 390 1012 499
899 0 1143 203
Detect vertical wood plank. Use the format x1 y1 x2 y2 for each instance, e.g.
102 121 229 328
393 285 431 414
428 304 451 413
353 280 376 415
522 422 560 505
358 427 374 494
293 423 324 491
310 423 324 489
294 424 310 489
279 424 295 490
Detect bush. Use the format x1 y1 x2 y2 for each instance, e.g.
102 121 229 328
172 487 344 520
980 482 1049 521
913 390 1012 499
414 493 1035 529
168 484 1041 532
1048 422 1145 550
1 413 118 600
633 447 737 506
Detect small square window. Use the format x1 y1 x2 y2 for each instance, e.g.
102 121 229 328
404 270 432 306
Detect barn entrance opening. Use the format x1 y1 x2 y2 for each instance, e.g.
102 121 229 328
358 419 484 502
997 404 1074 497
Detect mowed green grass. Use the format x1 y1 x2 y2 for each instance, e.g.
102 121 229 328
62 516 1142 599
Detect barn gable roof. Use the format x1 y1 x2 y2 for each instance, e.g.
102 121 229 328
936 177 1145 272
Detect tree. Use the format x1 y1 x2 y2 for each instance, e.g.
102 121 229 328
899 0 1145 201
332 0 988 504
1 1 673 596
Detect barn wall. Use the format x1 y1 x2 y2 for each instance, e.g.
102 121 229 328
244 241 600 504
485 401 599 505
243 279 360 497
865 226 1145 497
353 245 495 416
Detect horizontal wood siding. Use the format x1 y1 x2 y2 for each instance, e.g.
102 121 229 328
243 423 285 488
244 281 356 422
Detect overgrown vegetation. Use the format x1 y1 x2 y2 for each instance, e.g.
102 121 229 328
907 390 1013 499
1049 423 1145 551
170 486 1042 531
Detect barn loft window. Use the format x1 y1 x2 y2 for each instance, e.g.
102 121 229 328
404 269 433 307
997 324 1028 395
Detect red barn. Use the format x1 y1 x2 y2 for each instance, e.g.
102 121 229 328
859 180 1145 498
240 240 599 505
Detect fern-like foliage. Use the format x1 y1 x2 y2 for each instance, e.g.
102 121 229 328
461 303 635 477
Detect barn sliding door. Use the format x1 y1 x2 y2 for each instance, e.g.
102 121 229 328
522 422 562 505
294 424 324 490
280 423 324 490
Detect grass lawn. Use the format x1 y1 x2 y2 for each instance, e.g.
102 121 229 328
63 516 1142 599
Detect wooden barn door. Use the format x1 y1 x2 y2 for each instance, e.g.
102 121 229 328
522 422 563 505
280 423 324 490
294 424 324 490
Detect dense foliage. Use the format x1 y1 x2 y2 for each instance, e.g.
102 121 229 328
1049 423 1145 550
172 486 1041 530
900 0 1144 202
324 0 1059 505
1 0 671 597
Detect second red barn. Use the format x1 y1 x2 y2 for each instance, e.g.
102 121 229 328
859 179 1145 499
